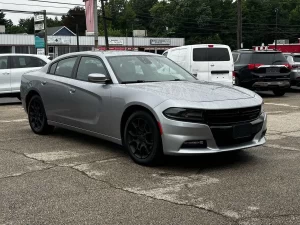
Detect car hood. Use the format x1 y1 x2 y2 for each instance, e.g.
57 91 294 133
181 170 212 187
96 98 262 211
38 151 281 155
125 81 256 102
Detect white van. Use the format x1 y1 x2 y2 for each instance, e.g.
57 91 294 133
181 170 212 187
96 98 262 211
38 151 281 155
164 44 234 85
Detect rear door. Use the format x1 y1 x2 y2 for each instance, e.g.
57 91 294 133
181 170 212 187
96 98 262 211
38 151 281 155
191 46 209 80
207 46 233 84
11 56 47 93
0 56 11 93
39 56 78 124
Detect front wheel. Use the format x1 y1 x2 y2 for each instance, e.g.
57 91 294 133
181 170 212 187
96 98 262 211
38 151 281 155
124 111 163 166
28 95 54 135
273 90 286 97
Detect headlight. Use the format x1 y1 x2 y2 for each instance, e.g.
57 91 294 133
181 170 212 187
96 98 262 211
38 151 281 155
163 108 205 123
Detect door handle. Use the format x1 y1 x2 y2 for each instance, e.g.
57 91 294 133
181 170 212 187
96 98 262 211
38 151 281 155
210 64 215 67
69 88 76 94
2 72 10 75
41 81 47 86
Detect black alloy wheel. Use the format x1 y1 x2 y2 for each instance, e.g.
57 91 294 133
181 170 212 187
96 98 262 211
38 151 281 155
124 111 163 166
28 95 54 135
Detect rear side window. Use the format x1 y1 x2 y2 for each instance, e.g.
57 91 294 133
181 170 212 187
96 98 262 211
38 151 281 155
207 48 230 61
193 48 206 61
293 56 300 63
0 56 8 69
252 53 287 65
11 56 46 68
55 57 77 78
232 53 239 62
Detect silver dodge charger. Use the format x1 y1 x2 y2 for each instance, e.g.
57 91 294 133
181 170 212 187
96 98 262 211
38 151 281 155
21 51 267 165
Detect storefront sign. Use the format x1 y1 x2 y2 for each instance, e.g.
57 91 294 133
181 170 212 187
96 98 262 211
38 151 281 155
109 39 124 45
150 39 171 45
34 23 45 31
37 48 45 55
35 36 45 48
48 36 71 45
34 14 44 22
99 46 126 50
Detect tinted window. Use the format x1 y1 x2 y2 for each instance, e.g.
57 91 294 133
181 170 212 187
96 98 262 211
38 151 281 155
0 56 8 69
207 48 230 61
239 53 252 64
232 53 239 62
49 62 58 74
55 57 77 78
107 56 196 83
12 56 46 68
252 53 288 65
193 48 207 61
293 56 300 63
76 57 108 81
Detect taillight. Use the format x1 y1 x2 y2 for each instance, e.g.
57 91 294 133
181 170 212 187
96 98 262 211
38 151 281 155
284 64 293 70
208 45 214 48
232 71 236 77
248 64 264 70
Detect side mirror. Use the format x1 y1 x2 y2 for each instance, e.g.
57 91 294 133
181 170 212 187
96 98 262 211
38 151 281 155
88 73 110 83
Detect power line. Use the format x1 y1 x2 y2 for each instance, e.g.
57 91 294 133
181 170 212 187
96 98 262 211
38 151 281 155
27 0 84 6
0 8 69 16
0 1 73 9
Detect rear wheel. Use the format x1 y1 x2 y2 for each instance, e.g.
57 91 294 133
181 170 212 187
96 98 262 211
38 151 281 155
273 90 286 96
28 95 54 135
124 111 163 166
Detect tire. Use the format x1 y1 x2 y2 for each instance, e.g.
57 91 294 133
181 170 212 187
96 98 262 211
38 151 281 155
273 90 286 96
234 77 240 86
124 111 163 166
28 95 54 135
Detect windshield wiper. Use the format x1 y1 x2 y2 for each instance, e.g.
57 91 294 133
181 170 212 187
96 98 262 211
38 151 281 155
121 80 160 84
169 79 186 81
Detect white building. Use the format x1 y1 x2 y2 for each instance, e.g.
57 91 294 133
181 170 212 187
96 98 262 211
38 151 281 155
0 34 184 59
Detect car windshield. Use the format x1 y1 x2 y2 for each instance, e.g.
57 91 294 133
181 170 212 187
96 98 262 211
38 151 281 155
107 55 197 83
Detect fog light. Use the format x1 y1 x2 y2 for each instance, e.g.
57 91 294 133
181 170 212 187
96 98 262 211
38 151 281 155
181 140 207 149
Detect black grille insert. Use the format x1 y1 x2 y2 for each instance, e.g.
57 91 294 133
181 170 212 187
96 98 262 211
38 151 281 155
205 106 261 126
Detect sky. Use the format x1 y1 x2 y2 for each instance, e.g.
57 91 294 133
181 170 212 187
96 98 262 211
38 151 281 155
0 0 84 25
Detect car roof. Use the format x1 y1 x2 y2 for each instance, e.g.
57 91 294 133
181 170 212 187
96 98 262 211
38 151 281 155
233 50 282 54
52 51 159 61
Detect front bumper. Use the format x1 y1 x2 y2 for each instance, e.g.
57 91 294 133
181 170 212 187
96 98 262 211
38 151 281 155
159 112 267 155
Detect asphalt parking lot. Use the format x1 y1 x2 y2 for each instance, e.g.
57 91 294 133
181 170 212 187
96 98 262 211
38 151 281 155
0 90 300 225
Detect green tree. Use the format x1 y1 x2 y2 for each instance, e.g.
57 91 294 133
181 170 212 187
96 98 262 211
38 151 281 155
61 7 86 35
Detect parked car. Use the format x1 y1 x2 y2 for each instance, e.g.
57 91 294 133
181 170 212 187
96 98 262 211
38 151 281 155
232 50 291 96
164 44 234 85
283 53 300 87
21 51 267 166
0 54 50 99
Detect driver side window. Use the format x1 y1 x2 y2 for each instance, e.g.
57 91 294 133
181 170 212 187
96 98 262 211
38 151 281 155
76 56 108 82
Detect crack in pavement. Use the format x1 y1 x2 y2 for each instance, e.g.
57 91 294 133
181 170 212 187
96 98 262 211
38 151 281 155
0 166 57 180
69 164 239 224
239 213 300 223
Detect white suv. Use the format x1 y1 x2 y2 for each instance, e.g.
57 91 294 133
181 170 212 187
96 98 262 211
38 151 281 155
0 54 50 99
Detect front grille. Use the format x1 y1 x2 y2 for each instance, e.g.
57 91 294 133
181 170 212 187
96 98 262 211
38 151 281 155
205 106 261 126
211 122 263 147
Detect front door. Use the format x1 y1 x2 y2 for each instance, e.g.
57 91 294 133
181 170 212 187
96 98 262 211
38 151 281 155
0 56 11 93
66 56 112 135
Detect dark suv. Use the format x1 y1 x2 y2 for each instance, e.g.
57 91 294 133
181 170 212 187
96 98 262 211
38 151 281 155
232 50 291 96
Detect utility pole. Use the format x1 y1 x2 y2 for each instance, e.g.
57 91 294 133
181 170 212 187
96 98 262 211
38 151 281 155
237 0 242 49
94 0 98 49
100 0 109 50
76 24 80 52
275 8 279 50
43 10 48 55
